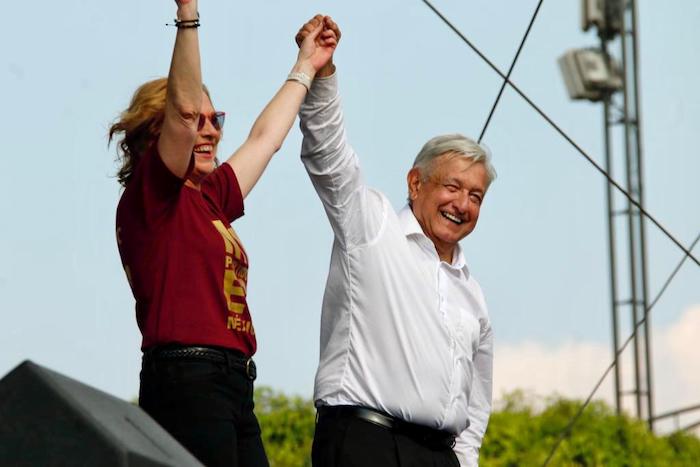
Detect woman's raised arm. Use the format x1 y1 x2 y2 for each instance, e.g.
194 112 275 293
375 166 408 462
225 17 338 199
157 0 203 178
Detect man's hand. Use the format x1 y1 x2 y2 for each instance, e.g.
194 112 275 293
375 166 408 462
296 15 341 78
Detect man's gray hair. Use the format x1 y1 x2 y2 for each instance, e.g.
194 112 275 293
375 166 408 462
412 133 497 184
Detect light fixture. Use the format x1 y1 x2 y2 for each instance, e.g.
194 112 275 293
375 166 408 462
558 48 623 101
581 0 623 38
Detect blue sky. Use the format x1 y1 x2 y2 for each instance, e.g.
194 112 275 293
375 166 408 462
1 0 698 429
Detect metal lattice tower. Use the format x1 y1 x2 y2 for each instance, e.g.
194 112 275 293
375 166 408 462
601 0 654 428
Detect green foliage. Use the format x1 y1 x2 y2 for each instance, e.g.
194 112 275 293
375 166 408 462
252 387 700 467
481 391 700 467
666 431 700 465
255 386 315 467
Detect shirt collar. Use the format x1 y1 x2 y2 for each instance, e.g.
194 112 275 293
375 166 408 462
398 205 469 274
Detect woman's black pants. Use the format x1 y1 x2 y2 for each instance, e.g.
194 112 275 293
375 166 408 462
139 352 269 467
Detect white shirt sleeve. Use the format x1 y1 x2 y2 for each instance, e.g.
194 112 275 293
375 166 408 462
299 73 384 250
453 323 494 466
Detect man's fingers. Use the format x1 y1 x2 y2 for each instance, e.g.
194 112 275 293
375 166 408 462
320 30 337 41
304 15 323 35
296 14 339 48
312 14 323 25
322 37 338 48
323 16 341 42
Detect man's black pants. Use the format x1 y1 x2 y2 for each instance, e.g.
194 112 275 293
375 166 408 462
139 354 269 467
312 408 460 467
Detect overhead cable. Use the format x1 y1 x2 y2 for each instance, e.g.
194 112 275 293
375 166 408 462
542 230 700 465
420 0 700 268
479 0 544 143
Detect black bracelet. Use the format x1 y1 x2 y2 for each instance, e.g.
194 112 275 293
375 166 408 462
165 20 200 28
176 21 200 28
166 14 200 28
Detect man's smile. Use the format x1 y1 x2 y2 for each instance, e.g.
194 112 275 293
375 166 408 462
441 211 463 225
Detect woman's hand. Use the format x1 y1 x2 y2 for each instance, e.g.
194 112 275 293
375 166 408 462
175 0 198 20
295 15 340 76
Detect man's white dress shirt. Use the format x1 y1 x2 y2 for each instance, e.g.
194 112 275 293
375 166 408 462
299 73 493 466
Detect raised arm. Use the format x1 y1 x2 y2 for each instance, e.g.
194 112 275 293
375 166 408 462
157 0 203 179
225 17 338 199
296 18 384 250
296 15 341 79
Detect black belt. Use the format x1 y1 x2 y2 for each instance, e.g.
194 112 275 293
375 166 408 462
317 405 456 449
144 345 256 381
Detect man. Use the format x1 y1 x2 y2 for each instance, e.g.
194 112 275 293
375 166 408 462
296 17 496 467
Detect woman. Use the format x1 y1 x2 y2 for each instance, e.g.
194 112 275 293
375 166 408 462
109 1 337 465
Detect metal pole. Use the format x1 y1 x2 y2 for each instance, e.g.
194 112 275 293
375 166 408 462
619 0 643 420
601 36 622 414
629 0 654 431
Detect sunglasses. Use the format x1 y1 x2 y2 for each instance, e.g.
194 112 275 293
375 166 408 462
198 111 226 131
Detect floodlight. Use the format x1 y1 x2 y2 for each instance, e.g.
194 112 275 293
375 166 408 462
558 48 623 102
582 0 623 38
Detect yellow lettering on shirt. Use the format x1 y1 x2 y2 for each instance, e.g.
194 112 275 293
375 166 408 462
212 221 248 263
227 316 255 336
212 220 248 316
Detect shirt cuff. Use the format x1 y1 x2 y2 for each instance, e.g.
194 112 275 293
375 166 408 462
459 447 480 467
307 72 338 102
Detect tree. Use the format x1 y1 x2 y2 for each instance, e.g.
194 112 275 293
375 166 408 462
481 390 700 466
255 386 315 467
253 387 700 466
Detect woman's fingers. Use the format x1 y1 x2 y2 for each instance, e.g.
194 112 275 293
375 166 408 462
296 14 340 49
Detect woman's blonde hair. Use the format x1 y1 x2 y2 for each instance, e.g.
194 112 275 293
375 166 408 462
109 78 212 187
109 78 168 187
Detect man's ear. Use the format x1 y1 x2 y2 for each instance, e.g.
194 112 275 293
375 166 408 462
407 168 422 202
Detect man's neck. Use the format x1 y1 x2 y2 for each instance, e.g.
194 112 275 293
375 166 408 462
436 245 454 264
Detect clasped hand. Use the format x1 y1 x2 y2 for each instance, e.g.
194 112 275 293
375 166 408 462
295 14 340 76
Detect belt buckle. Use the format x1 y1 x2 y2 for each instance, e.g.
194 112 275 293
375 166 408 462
245 358 256 381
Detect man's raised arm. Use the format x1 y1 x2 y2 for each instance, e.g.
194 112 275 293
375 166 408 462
297 17 383 250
